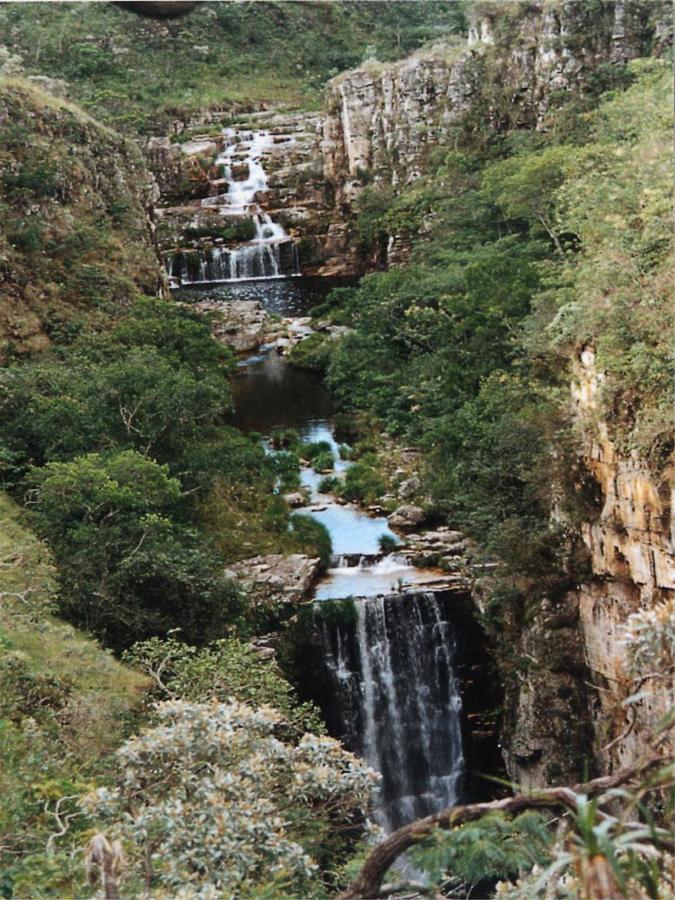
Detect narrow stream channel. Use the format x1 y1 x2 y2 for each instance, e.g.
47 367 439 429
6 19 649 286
179 278 466 832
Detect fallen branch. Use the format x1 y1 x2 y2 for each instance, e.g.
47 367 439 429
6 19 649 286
340 753 666 899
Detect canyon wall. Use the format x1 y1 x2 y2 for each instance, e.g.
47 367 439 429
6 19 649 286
320 0 670 268
571 348 674 774
316 0 673 787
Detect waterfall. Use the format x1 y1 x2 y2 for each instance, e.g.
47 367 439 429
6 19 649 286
320 591 465 832
167 128 301 286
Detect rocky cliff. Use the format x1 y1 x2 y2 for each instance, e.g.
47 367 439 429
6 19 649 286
321 0 669 258
316 0 673 787
571 347 674 774
0 78 163 357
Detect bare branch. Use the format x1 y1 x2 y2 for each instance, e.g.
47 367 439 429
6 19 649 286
340 752 668 899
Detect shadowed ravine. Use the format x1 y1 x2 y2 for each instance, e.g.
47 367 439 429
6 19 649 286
192 277 472 831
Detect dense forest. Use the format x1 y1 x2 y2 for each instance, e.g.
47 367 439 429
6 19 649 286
0 2 672 899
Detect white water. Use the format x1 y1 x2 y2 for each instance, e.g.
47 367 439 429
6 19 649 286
167 129 300 285
321 591 465 832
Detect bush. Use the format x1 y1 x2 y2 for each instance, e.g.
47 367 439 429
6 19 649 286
287 332 333 372
338 462 386 505
289 513 332 569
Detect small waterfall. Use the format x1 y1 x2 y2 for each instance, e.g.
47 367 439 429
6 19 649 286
319 591 465 832
167 128 301 286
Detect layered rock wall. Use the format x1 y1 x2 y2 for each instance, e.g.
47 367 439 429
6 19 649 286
320 0 669 267
571 347 674 774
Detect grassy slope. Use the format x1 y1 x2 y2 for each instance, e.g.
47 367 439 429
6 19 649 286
0 1 466 132
0 492 149 895
0 77 161 357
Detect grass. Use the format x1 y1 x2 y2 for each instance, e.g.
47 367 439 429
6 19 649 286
0 492 149 895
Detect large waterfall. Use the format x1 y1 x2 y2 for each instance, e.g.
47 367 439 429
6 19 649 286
319 591 465 832
166 128 300 286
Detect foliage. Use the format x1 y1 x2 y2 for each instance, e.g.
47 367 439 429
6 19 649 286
289 513 333 570
287 332 333 372
0 493 148 898
29 450 243 649
0 80 159 355
410 812 553 895
338 460 387 505
83 699 378 896
0 297 234 476
124 635 324 739
320 60 672 590
183 219 256 243
623 597 675 677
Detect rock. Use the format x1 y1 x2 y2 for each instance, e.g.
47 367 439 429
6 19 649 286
388 505 426 530
191 299 268 353
398 475 421 499
224 554 321 605
284 490 309 508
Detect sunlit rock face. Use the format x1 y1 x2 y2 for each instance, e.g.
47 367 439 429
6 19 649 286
571 347 674 775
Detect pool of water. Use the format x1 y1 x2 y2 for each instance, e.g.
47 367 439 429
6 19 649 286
175 275 354 318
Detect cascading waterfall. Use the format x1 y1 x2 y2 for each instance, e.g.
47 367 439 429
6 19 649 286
167 128 301 285
320 591 465 832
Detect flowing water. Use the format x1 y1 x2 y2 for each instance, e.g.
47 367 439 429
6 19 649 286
182 277 466 832
166 128 300 285
320 592 465 832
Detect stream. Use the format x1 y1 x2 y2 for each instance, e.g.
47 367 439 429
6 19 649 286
171 125 466 836
179 277 466 833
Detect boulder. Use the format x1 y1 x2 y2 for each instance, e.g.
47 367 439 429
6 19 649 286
224 554 321 605
397 475 421 500
388 505 426 530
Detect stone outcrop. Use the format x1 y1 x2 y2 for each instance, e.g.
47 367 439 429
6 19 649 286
146 136 210 203
499 346 674 789
190 298 269 353
0 79 163 357
320 0 670 267
224 553 321 606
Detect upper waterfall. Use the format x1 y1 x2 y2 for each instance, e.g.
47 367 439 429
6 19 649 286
167 128 300 286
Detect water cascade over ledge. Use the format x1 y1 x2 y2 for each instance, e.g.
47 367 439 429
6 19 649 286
166 129 300 285
318 591 465 832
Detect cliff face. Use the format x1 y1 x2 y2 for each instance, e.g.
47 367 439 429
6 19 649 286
0 79 162 357
315 0 673 786
321 0 669 241
571 348 674 774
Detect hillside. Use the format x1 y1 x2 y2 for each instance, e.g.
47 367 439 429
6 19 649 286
0 1 466 131
0 78 161 357
0 493 149 896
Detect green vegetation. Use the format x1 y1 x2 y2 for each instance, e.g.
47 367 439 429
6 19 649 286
287 331 333 371
183 219 257 243
0 79 159 356
0 2 467 132
124 635 324 739
321 59 672 591
0 493 149 897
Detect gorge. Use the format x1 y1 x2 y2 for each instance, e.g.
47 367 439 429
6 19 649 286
0 1 672 897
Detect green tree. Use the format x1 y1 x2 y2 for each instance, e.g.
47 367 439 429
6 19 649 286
29 451 241 648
